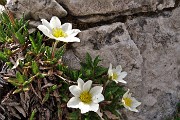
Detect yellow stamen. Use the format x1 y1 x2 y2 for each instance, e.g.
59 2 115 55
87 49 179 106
112 72 118 80
52 28 67 38
123 97 132 107
80 91 92 104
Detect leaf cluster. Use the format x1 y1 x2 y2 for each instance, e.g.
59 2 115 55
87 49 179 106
0 12 127 120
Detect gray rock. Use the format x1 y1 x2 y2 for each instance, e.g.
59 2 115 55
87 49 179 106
63 7 180 120
125 7 180 120
69 22 144 101
6 0 67 20
58 0 175 22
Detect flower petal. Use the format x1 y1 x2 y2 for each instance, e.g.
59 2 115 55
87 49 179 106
118 72 127 79
92 94 104 103
67 97 80 108
41 19 51 30
90 86 103 96
115 65 122 72
37 25 53 38
69 85 81 97
79 102 90 114
89 102 99 112
64 37 80 42
129 108 139 112
77 78 84 90
83 80 92 91
117 79 127 84
108 63 113 76
62 23 72 32
123 89 130 98
66 29 81 37
50 16 61 28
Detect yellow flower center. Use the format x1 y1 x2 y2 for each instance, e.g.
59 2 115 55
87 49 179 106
123 97 132 107
52 28 67 38
112 72 118 80
79 91 92 104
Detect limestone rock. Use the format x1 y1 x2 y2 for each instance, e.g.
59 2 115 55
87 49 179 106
67 22 143 100
58 0 175 22
125 7 180 120
6 0 67 20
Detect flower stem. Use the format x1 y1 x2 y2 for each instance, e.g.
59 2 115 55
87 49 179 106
51 41 59 58
103 80 110 94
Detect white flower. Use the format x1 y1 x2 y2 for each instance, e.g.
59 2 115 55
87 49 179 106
122 89 141 112
0 5 5 14
67 78 104 114
37 16 81 42
108 63 127 84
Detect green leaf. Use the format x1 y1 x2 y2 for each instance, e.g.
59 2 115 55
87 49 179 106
55 44 65 59
68 111 79 120
31 61 39 74
93 55 101 67
95 66 108 77
42 90 50 104
0 51 8 62
85 53 93 67
29 35 37 53
7 78 21 87
16 72 25 83
30 109 37 120
15 31 25 44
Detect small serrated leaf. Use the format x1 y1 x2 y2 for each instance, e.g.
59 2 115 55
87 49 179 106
85 53 93 67
15 31 25 44
93 55 101 67
16 72 24 83
31 61 39 74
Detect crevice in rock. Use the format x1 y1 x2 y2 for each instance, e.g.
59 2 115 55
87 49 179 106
59 0 180 31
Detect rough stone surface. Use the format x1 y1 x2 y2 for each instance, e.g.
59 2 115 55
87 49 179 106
6 0 67 20
63 7 180 120
5 0 180 119
124 7 180 120
58 0 175 22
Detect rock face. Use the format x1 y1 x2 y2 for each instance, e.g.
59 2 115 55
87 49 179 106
57 0 175 22
65 7 180 120
6 0 180 120
124 7 180 120
6 0 67 20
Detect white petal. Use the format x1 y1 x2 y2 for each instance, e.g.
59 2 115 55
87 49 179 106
108 63 113 75
41 19 51 30
123 89 130 98
67 97 80 108
64 37 80 42
129 108 139 112
118 72 127 79
37 25 53 38
83 80 92 91
92 94 104 103
131 98 141 107
79 102 90 114
115 65 122 72
77 78 84 90
50 16 61 28
66 29 81 37
62 23 72 32
90 86 103 96
69 85 81 97
117 79 127 84
55 37 67 42
89 102 99 112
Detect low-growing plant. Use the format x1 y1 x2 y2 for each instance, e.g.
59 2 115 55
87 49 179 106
0 10 141 120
